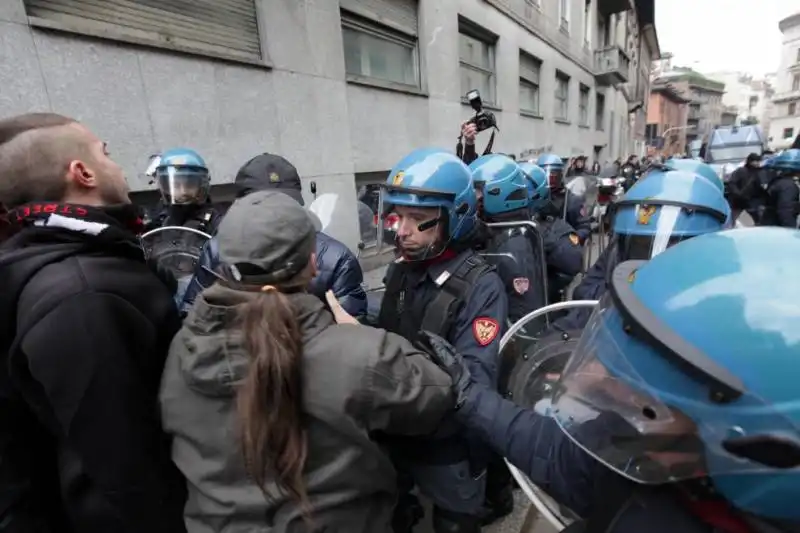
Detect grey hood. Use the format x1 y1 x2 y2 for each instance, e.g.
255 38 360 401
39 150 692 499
176 284 332 398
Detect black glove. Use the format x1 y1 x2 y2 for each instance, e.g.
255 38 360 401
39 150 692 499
416 330 473 410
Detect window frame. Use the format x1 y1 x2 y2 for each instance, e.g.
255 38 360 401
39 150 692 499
519 50 542 116
23 0 268 67
595 92 605 130
458 17 499 105
341 9 423 93
555 70 571 121
578 83 590 126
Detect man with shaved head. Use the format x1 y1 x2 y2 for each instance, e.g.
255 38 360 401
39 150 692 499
0 113 186 532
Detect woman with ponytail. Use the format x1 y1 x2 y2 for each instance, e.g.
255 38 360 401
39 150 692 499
160 190 454 532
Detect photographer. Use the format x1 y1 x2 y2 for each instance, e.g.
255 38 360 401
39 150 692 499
458 90 497 165
460 121 480 165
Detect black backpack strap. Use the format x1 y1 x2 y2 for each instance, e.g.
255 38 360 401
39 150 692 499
421 254 494 336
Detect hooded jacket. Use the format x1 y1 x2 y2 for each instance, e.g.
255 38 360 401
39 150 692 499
160 285 454 532
0 206 186 532
179 163 367 318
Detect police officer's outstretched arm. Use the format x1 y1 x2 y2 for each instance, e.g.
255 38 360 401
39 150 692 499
421 332 599 517
451 269 508 387
567 195 592 243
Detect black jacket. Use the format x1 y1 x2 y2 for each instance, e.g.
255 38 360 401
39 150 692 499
0 211 186 532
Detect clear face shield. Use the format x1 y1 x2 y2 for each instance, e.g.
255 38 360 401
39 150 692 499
156 166 210 205
544 166 564 191
376 184 459 261
550 287 799 485
615 205 706 262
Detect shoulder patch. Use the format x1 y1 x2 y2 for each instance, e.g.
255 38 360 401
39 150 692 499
569 233 580 246
472 317 500 346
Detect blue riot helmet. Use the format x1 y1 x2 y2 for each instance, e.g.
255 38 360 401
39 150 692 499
612 169 729 261
768 148 800 174
468 153 494 217
518 162 550 213
551 227 800 521
380 148 477 260
155 148 211 205
469 154 529 216
662 158 724 193
536 153 565 192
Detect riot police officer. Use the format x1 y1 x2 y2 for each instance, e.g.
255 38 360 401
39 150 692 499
556 168 730 331
536 153 592 243
759 149 800 228
470 155 547 325
519 162 583 304
152 148 222 234
376 148 507 533
421 226 800 533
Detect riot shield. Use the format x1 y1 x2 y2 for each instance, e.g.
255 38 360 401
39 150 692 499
308 193 342 233
481 220 549 331
564 173 599 273
141 226 211 281
500 300 599 532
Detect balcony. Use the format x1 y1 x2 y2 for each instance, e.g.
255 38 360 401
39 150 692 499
597 0 630 17
772 90 800 103
594 45 630 86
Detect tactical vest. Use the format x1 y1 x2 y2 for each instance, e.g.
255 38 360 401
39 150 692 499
165 206 217 234
377 251 494 346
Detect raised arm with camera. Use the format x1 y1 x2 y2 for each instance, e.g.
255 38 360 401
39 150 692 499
457 89 498 165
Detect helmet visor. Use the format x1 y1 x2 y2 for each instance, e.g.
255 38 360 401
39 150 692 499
615 205 702 261
157 166 210 205
552 292 800 485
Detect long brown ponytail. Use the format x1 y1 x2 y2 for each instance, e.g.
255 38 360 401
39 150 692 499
235 283 310 513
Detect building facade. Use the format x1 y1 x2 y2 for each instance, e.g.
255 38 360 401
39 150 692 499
645 81 689 156
658 70 725 146
706 71 774 131
768 12 800 150
0 0 659 252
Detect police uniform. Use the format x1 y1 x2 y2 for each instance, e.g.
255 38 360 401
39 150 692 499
543 193 592 243
759 170 799 228
538 216 583 303
161 203 222 235
431 227 800 533
378 249 507 532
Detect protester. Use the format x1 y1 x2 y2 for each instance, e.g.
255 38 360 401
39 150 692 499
0 112 186 532
160 190 455 532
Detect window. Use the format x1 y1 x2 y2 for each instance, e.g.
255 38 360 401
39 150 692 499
519 51 541 115
459 19 497 104
595 92 605 130
796 48 800 63
790 102 797 116
342 7 420 89
793 75 800 92
555 71 570 120
579 84 590 126
559 0 570 31
23 0 263 63
748 95 759 109
783 128 794 139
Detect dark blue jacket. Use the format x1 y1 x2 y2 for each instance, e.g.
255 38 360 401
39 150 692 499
550 241 616 332
179 232 367 318
457 384 718 533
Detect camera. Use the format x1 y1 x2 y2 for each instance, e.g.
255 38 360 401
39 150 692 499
466 89 497 133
